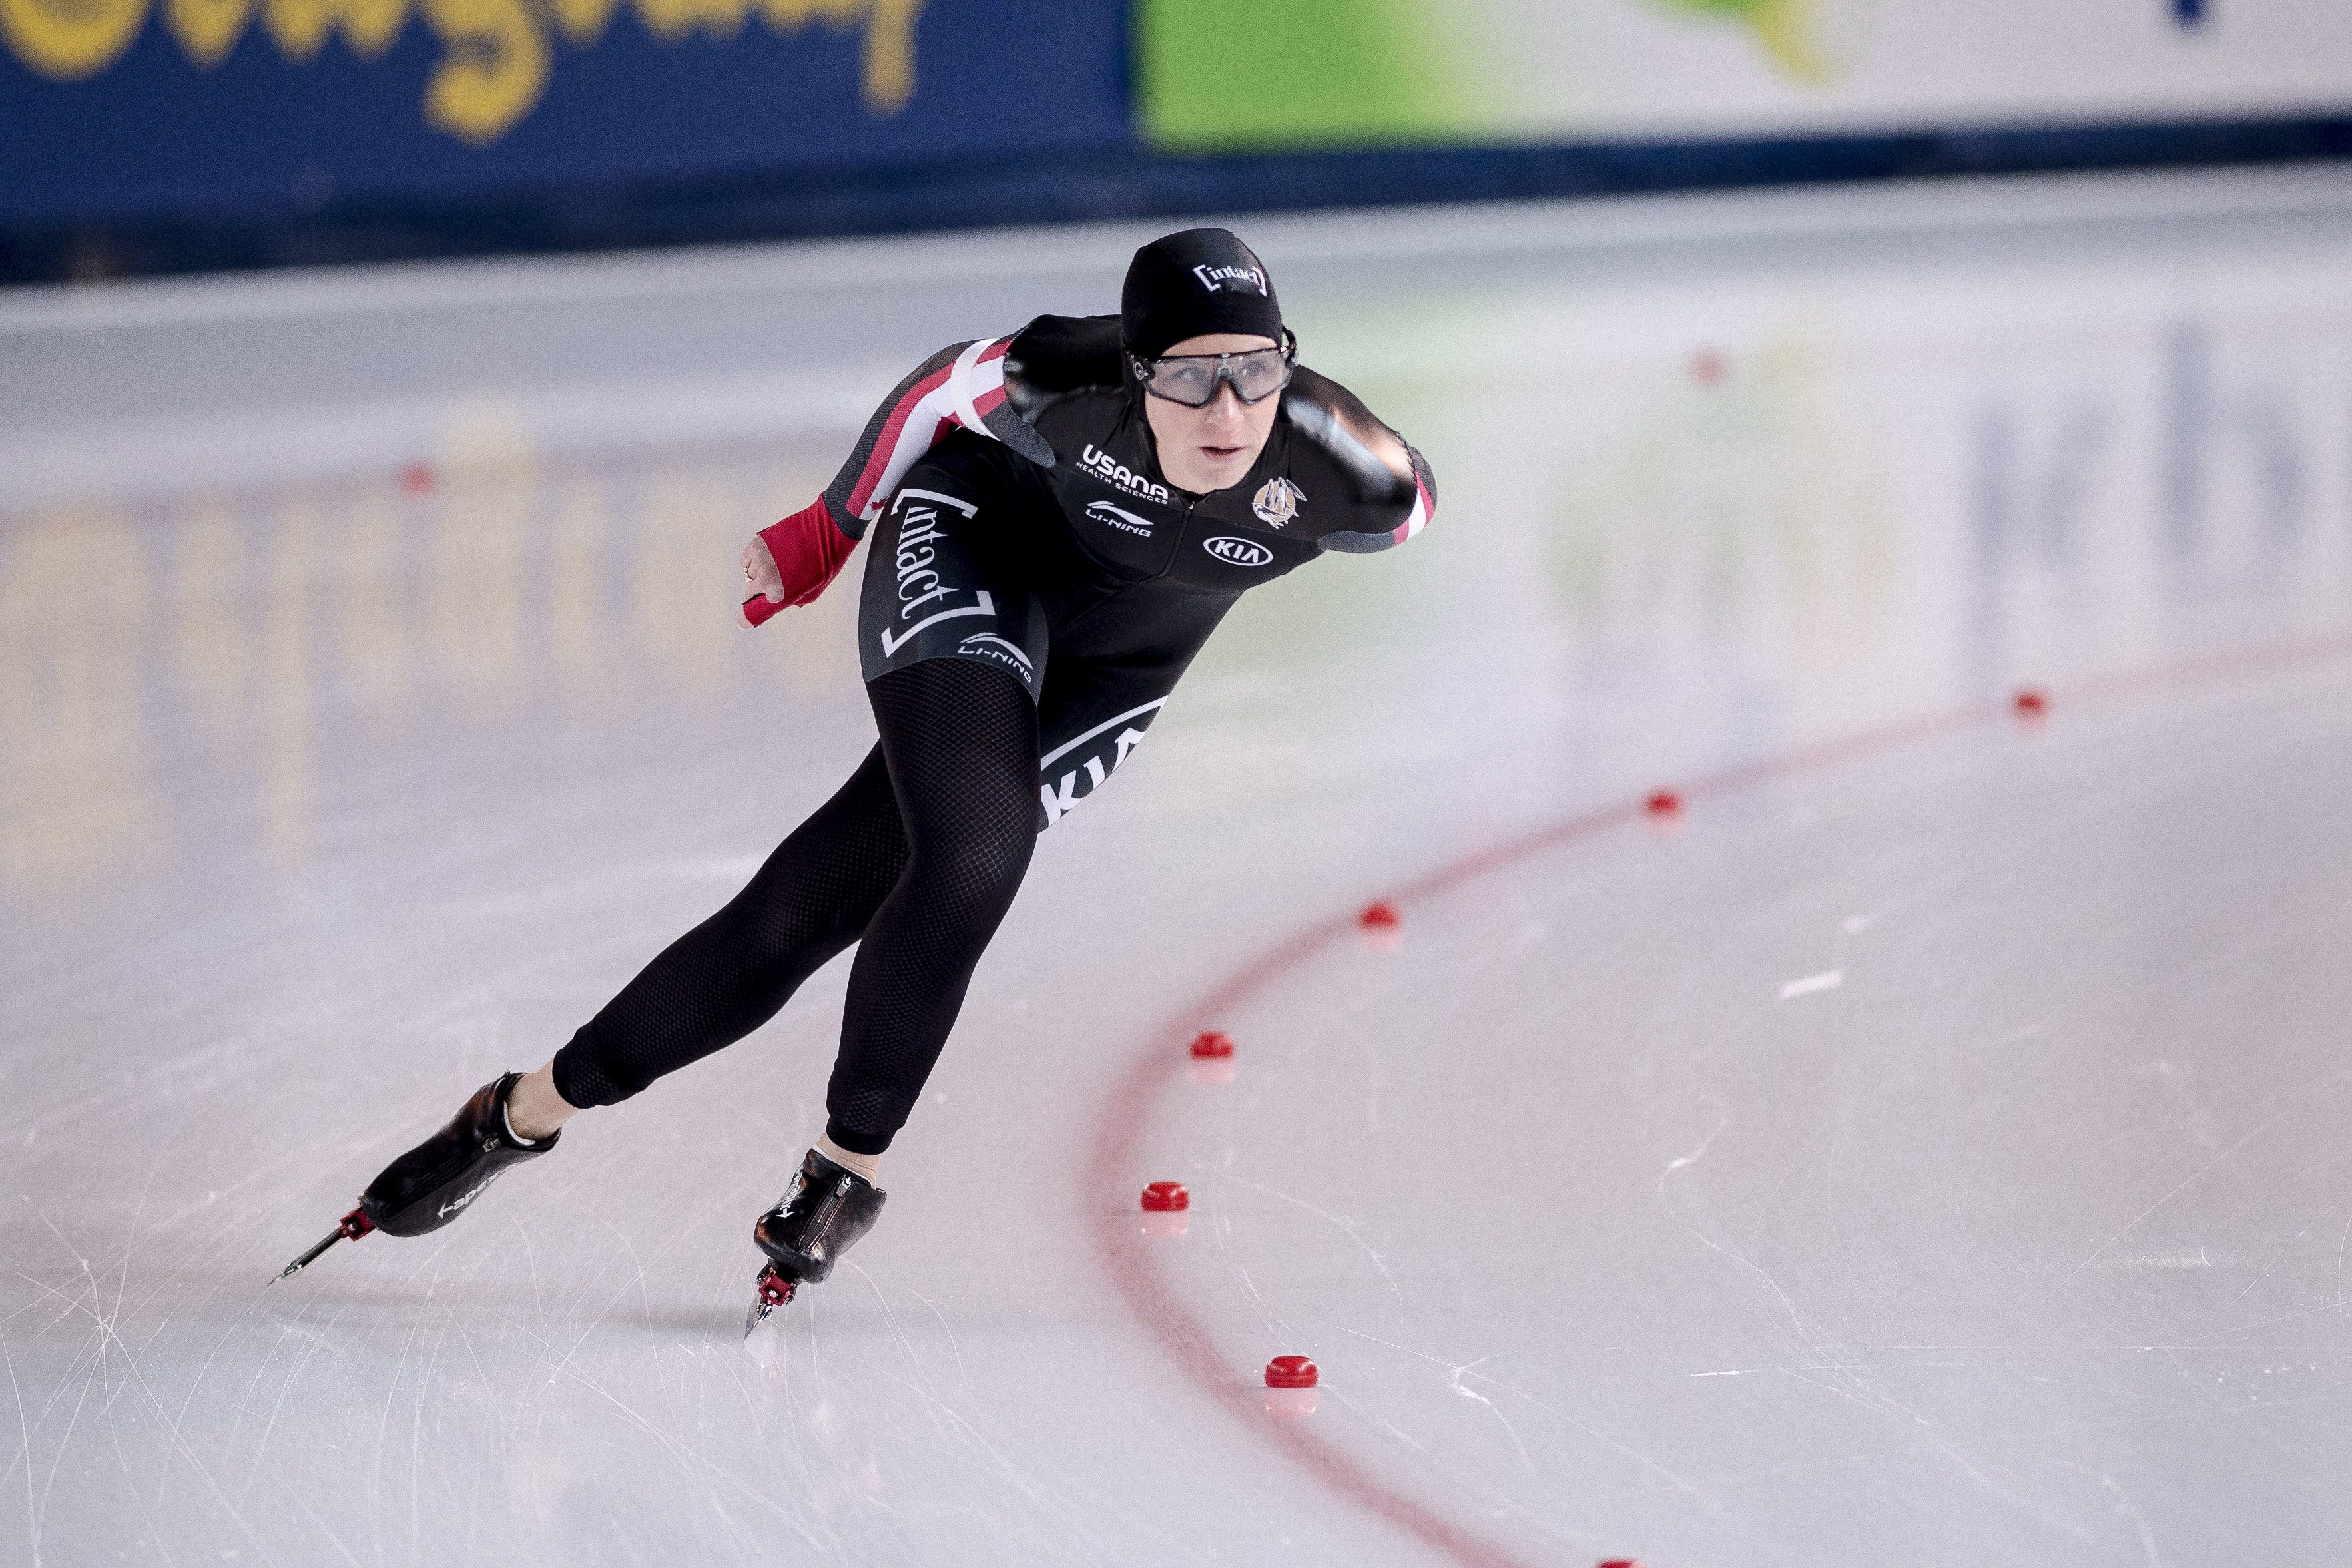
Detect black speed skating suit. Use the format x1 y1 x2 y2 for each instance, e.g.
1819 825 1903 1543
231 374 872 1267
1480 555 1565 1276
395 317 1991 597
852 314 1436 822
549 313 1436 1153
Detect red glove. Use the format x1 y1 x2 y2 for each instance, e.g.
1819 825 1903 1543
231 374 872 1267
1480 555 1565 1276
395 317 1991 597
741 497 856 627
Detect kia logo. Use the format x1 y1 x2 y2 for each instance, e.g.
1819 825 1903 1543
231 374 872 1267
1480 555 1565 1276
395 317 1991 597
1203 535 1273 567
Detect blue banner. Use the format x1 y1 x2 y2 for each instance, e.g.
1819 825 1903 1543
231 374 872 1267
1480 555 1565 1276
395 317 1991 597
1 0 1130 222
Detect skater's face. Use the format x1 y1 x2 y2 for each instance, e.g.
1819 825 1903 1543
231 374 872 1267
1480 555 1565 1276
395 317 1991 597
1141 332 1283 495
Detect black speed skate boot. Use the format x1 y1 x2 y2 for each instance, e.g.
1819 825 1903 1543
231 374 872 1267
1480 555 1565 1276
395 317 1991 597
276 1071 558 1280
744 1147 887 1334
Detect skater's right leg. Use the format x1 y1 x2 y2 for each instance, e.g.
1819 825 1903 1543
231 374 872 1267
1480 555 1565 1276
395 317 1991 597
286 741 912 1277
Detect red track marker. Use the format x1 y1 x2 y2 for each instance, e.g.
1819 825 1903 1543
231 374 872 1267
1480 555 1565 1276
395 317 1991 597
1644 789 1682 816
1091 631 2352 1568
1139 1180 1191 1238
1186 1029 1237 1085
1358 900 1400 929
1265 1356 1318 1389
399 461 436 494
2013 687 2050 719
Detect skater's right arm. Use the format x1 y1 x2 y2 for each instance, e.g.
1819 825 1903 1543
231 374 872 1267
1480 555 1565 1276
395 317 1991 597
737 499 852 626
740 336 1031 626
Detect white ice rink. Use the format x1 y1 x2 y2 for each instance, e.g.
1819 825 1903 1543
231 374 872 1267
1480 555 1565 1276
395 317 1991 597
5 168 2352 1567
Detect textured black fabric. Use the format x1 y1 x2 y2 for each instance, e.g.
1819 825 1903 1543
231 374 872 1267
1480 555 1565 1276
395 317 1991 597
550 745 908 1109
549 660 1039 1156
854 432 1229 834
824 658 1039 1150
1119 228 1282 360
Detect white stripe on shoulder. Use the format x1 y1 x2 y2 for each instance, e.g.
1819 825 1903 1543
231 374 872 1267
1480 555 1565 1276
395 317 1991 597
1399 489 1430 540
946 338 1007 435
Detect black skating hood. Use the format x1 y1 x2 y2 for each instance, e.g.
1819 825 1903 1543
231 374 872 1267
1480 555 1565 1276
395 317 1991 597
1119 228 1284 360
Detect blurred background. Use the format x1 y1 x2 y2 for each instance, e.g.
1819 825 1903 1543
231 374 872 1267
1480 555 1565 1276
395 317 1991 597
5 0 2351 282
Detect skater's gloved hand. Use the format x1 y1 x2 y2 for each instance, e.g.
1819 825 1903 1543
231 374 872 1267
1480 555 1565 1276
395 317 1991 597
740 497 857 628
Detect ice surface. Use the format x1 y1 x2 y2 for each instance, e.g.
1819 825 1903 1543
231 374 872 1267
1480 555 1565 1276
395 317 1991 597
4 168 2351 1567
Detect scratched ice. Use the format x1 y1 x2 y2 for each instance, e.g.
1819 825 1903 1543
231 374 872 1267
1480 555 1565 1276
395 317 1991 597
5 170 2352 1567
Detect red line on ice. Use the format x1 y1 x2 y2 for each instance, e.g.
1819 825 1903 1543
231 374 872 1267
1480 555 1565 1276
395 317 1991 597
1084 629 2352 1568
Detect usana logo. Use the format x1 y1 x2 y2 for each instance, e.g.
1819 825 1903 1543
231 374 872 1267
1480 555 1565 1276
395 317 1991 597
1078 443 1171 504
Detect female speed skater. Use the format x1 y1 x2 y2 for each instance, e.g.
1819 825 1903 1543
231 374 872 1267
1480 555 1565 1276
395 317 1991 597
278 228 1436 1325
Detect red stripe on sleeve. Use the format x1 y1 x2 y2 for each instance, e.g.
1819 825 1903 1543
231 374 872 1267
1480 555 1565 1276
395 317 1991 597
1392 472 1435 545
846 362 956 517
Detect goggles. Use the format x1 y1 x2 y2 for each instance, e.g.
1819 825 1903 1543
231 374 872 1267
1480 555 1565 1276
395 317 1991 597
1129 330 1297 407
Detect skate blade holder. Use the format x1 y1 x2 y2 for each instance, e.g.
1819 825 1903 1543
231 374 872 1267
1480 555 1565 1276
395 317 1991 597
744 1262 801 1342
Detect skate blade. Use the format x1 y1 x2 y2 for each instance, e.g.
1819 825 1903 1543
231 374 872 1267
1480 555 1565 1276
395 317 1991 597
273 1228 346 1282
273 1206 374 1283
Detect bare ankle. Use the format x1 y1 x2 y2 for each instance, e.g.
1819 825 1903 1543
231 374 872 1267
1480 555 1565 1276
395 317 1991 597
505 1063 579 1143
815 1134 882 1186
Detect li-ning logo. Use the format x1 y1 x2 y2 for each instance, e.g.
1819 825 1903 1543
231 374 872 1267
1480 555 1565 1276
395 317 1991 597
1079 444 1169 504
1085 500 1156 537
1203 535 1274 568
1193 263 1267 295
958 633 1035 680
1250 477 1302 527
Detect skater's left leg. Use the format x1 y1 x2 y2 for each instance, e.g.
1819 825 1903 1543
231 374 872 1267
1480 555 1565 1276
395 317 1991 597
743 657 1039 1324
505 1063 579 1141
821 657 1042 1155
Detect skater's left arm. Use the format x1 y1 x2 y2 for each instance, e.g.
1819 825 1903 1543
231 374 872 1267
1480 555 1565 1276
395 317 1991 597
1282 366 1436 555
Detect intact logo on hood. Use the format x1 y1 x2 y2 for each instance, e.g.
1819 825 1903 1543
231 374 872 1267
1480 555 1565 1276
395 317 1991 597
1192 263 1267 295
